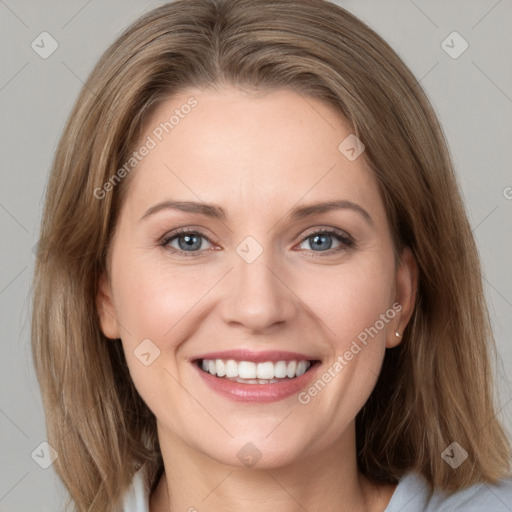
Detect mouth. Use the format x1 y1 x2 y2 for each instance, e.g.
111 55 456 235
195 358 319 384
190 350 322 402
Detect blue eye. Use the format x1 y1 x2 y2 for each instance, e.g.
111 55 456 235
298 229 353 253
161 229 212 255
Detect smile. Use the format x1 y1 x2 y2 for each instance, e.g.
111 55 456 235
198 358 313 383
191 350 321 402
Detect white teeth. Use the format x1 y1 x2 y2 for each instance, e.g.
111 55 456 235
215 359 226 377
257 362 275 379
296 360 309 377
274 360 287 378
238 361 257 379
234 377 279 384
286 360 297 378
199 358 312 380
225 359 238 378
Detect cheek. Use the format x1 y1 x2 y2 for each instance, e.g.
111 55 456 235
112 254 212 341
110 257 210 418
110 254 228 397
297 258 396 348
292 265 395 435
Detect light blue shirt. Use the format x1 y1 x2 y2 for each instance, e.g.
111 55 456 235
120 464 512 511
383 470 512 511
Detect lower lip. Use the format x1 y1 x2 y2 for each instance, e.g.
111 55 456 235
193 361 321 403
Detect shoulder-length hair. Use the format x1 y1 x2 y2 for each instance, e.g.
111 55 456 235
31 0 511 510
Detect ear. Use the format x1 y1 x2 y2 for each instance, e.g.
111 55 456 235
96 272 121 340
387 247 418 348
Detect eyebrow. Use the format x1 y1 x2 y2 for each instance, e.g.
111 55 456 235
140 199 374 226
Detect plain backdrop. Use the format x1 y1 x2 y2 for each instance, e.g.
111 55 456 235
0 0 511 510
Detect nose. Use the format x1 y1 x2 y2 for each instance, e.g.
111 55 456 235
219 249 300 333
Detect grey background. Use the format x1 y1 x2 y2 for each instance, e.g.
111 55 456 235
0 0 511 510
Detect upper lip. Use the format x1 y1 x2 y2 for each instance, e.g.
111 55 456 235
191 349 320 363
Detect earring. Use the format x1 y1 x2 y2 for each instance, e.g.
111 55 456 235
395 331 401 338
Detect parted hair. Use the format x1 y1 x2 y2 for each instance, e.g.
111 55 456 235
31 0 511 510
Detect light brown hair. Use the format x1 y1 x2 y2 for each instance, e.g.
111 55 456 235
31 0 511 510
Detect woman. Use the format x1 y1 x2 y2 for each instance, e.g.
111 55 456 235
31 0 512 511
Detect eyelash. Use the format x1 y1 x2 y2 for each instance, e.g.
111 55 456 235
159 227 355 258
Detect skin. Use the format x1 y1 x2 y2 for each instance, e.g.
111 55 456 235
97 85 417 512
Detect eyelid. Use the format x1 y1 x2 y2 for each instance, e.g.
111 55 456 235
298 226 354 243
160 226 213 242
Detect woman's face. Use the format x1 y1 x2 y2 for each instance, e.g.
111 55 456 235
98 86 416 468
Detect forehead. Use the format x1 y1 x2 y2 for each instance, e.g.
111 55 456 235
121 86 383 221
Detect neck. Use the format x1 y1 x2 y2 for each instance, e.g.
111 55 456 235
150 422 396 512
